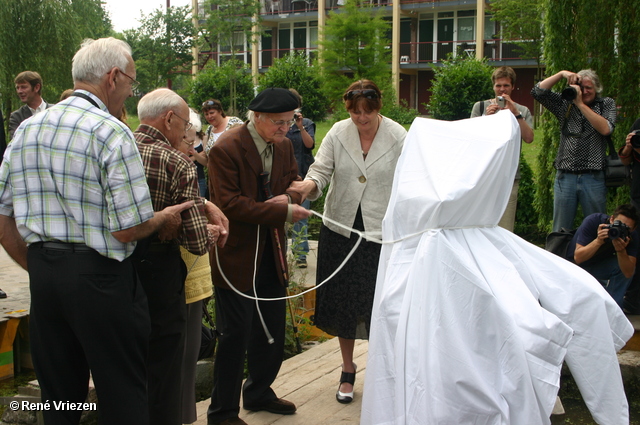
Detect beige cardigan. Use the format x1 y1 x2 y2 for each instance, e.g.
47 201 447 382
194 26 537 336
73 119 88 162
305 116 407 238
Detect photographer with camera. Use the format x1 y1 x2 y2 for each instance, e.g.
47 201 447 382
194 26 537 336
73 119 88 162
566 204 638 308
532 69 617 232
615 120 640 313
471 66 534 232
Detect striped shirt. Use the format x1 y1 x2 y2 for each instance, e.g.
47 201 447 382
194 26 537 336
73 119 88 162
134 124 209 255
532 84 616 172
0 90 155 261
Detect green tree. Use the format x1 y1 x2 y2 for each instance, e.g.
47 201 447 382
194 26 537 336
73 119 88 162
318 0 393 111
258 51 330 123
202 0 263 115
489 0 543 64
427 56 494 121
189 60 254 118
122 5 195 93
0 0 112 135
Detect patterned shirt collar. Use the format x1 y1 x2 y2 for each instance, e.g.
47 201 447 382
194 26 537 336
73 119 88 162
135 124 172 147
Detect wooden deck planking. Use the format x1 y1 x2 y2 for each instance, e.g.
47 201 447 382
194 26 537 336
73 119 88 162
193 338 368 425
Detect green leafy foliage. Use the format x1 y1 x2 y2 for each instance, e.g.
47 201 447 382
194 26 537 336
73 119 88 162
514 153 542 240
120 5 196 94
489 0 543 63
534 0 640 231
201 0 263 115
382 100 420 125
318 0 393 111
427 56 494 121
258 51 330 123
0 0 111 123
189 60 254 118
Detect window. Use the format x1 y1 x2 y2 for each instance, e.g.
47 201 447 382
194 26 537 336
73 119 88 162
457 17 474 41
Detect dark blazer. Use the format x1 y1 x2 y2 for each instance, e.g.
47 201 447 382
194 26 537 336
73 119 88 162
9 102 51 140
208 124 302 292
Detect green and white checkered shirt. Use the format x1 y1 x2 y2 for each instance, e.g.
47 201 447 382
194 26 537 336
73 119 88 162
0 90 154 261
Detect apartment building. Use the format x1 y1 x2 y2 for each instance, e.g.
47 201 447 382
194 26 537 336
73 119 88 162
194 0 539 115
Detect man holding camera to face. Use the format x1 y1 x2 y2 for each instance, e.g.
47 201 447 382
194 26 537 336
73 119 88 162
471 66 534 232
566 204 639 308
532 69 617 232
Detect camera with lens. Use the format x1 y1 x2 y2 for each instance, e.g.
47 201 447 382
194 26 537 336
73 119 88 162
561 86 578 101
604 220 630 240
631 130 640 149
293 109 302 120
496 96 506 108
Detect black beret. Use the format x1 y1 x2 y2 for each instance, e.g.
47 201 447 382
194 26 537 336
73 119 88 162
248 88 300 113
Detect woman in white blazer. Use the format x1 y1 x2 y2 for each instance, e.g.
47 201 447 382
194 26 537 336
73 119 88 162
293 80 407 405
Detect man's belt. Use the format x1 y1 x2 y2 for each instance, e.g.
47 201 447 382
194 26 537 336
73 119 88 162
147 241 180 253
560 169 600 175
38 241 94 252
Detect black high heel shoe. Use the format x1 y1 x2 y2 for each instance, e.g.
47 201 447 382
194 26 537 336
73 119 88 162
336 363 357 404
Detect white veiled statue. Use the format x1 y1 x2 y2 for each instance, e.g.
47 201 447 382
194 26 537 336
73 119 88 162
361 112 633 425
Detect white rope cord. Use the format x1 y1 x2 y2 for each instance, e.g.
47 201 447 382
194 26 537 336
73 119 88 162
213 209 498 303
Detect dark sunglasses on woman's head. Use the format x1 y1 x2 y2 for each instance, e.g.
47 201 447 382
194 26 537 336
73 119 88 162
345 89 379 100
202 100 218 107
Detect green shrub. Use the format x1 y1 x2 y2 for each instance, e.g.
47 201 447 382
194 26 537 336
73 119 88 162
427 56 494 121
189 60 254 118
258 52 331 123
382 100 420 125
515 153 544 242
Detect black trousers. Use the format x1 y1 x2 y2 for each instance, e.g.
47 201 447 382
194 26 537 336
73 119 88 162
28 243 150 425
207 241 286 423
133 249 187 425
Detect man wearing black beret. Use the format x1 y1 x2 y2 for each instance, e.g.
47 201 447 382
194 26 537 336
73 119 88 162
205 88 312 425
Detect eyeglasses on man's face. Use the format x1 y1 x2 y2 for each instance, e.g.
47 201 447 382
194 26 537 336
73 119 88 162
118 69 140 91
173 112 193 132
268 118 296 128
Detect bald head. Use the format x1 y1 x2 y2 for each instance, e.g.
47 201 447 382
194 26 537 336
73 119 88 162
138 89 190 149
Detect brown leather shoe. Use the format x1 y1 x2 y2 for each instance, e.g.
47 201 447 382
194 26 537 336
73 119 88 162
209 418 248 425
244 398 297 415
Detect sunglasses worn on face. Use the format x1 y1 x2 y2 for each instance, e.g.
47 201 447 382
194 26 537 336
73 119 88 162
345 89 379 100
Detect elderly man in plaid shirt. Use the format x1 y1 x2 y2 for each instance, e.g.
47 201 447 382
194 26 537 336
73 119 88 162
132 88 228 425
0 38 194 425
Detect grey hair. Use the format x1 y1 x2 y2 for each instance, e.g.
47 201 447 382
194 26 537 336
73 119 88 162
578 69 603 94
247 110 260 123
189 108 203 133
138 89 185 121
72 37 133 85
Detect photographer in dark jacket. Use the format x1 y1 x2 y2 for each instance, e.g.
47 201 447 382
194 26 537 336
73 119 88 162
566 204 639 308
617 120 640 313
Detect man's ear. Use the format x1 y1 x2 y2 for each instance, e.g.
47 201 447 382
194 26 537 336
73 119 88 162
165 111 174 130
34 83 41 94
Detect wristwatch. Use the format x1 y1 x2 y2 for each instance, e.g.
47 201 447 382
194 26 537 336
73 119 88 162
515 114 524 120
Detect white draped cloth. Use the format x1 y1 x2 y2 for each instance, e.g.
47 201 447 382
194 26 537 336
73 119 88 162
361 112 633 425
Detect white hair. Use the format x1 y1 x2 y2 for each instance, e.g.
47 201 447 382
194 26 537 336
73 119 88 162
72 37 133 85
138 89 186 121
189 108 203 133
577 69 603 94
